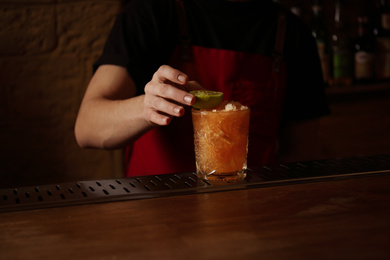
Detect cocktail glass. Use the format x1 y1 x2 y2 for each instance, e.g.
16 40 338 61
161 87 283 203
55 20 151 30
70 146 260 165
191 101 250 182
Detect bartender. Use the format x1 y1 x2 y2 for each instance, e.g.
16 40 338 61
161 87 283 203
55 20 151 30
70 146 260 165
74 0 330 177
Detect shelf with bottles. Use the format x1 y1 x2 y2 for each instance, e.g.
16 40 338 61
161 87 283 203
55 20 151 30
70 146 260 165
282 0 390 89
325 81 390 99
330 0 390 92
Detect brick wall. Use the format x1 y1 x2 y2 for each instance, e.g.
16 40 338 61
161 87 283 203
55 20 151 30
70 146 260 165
0 0 124 188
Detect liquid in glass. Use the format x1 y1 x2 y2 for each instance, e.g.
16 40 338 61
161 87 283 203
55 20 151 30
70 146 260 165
192 101 250 182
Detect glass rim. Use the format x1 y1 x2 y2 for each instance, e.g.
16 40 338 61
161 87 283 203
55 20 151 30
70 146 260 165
191 107 250 114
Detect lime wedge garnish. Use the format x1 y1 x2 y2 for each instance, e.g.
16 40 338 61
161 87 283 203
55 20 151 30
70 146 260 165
190 90 224 109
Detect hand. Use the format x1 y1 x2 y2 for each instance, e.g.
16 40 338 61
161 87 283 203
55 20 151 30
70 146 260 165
143 65 204 126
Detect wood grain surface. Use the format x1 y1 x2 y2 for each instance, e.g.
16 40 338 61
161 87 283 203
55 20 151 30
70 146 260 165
1 174 390 260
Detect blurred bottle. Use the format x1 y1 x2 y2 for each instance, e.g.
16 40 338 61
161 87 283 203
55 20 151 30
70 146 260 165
329 0 353 86
354 16 375 84
374 0 390 80
290 6 302 18
310 0 330 85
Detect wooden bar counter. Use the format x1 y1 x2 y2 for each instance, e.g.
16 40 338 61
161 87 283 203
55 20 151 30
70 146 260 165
1 167 390 260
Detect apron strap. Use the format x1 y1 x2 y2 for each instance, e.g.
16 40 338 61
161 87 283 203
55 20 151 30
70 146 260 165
175 0 192 61
272 8 287 74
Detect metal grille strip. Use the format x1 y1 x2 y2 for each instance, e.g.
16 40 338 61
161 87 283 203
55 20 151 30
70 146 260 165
1 155 390 213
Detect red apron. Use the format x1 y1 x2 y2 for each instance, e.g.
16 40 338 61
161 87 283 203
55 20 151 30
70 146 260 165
125 2 287 177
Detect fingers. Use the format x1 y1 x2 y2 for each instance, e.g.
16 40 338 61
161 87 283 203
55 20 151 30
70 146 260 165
145 81 194 106
143 65 196 126
152 64 188 85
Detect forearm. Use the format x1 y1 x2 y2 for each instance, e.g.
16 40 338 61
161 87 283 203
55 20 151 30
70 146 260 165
75 94 151 149
75 94 152 149
75 64 199 150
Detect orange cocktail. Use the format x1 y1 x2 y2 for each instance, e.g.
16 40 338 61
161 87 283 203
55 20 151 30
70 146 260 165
192 101 250 182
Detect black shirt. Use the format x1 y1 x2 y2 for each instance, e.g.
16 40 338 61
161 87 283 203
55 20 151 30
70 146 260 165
95 0 330 122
